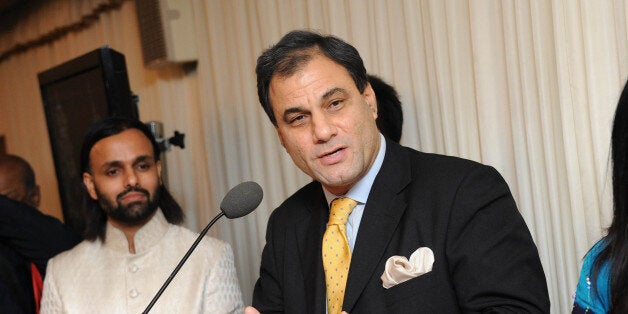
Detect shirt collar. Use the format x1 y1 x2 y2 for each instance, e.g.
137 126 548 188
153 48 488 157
104 208 169 253
324 133 386 205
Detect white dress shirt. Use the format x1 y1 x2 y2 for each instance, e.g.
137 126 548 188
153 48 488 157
40 209 244 313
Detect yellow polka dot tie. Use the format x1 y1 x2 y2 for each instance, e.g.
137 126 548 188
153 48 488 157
323 197 357 314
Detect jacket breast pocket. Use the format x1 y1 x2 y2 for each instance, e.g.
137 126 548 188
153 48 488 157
382 270 459 313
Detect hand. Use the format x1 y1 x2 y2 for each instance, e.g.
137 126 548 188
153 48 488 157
244 306 347 314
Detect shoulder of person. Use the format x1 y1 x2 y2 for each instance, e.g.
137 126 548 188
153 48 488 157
390 143 497 182
269 180 322 220
172 224 231 253
584 238 608 262
46 239 95 270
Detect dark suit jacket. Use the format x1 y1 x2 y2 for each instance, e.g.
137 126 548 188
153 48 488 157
252 141 550 313
0 195 81 313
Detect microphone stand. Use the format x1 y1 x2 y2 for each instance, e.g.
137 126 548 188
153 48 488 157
142 211 225 313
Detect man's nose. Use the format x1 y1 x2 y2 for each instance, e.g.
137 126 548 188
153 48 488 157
311 113 337 143
124 169 139 187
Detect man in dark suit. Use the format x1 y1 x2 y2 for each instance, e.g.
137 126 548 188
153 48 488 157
248 30 549 313
0 154 80 313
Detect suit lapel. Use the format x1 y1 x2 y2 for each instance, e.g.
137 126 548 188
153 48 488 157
297 185 328 314
343 142 411 311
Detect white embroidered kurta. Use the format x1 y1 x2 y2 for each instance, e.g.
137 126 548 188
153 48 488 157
40 210 244 313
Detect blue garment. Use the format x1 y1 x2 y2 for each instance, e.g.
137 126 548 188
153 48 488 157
573 240 611 313
323 133 386 252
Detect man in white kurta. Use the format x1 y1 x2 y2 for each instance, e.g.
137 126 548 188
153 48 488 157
41 209 244 313
39 117 245 313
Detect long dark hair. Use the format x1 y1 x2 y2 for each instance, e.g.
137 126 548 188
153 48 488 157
80 117 184 242
256 30 368 126
591 80 628 313
368 74 403 143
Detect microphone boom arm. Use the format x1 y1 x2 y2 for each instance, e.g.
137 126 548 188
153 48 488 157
142 212 225 313
142 181 262 313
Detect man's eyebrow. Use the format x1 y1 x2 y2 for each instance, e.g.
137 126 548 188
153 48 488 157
321 87 346 100
100 160 123 170
98 155 154 170
283 107 306 121
133 155 154 165
280 87 348 123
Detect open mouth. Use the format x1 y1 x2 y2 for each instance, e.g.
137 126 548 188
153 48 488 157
318 147 346 165
322 147 343 158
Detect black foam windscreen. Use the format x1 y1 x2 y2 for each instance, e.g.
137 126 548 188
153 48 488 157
220 181 263 219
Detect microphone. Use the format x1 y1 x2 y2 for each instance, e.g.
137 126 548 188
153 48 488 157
220 181 264 218
143 181 263 313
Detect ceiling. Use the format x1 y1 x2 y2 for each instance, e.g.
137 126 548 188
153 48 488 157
0 0 20 11
0 0 32 30
0 0 27 18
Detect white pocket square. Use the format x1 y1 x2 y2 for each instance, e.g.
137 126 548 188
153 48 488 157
380 247 434 289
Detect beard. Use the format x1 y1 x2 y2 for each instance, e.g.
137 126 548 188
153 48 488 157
96 185 160 225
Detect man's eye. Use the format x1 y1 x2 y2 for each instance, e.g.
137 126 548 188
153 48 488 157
289 114 306 125
328 99 343 110
106 169 120 176
137 163 151 171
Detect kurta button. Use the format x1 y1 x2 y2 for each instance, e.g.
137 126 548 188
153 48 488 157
129 264 139 273
129 289 139 298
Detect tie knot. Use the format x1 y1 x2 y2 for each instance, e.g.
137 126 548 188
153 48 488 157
329 197 357 225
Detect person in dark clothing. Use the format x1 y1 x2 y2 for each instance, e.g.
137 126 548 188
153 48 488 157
369 74 403 144
0 154 80 313
248 30 549 313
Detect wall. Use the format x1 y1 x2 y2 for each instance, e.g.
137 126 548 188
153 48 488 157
1 1 626 311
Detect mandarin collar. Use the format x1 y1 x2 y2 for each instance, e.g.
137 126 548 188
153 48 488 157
104 209 169 254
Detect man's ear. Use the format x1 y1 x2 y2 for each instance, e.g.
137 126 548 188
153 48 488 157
156 160 163 184
83 172 98 200
28 185 41 208
363 82 378 119
276 129 286 149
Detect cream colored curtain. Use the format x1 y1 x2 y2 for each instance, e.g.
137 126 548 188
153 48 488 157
1 0 625 312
